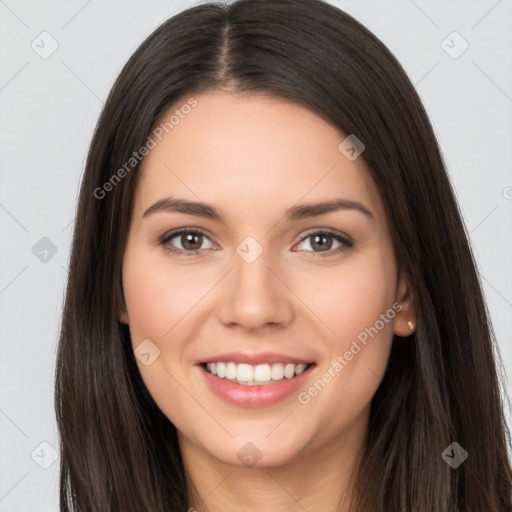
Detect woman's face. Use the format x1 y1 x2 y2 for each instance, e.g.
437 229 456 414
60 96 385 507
121 90 415 468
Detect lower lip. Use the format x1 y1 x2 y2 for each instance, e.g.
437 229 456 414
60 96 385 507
198 363 316 407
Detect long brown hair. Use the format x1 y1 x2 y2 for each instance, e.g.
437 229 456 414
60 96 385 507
55 0 512 510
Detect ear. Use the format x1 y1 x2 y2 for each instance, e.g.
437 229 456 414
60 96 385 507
393 271 416 337
117 297 129 324
119 309 129 324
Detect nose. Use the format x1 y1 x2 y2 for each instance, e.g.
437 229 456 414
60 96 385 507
216 246 295 332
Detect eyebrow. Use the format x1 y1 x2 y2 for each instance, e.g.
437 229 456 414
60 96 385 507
142 197 374 222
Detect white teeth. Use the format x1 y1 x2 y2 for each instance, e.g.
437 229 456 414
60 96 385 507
216 362 226 378
236 363 254 382
295 363 307 375
254 364 271 381
284 363 295 379
204 361 311 383
226 362 237 379
271 363 284 380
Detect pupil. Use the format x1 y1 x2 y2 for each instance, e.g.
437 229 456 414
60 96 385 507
183 233 201 250
312 234 332 251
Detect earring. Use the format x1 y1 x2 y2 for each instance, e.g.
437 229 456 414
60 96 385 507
407 320 415 331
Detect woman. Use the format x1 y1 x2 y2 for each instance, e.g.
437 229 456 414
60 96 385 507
55 0 512 510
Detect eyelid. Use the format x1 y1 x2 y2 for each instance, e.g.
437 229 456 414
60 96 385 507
159 226 213 244
295 227 353 245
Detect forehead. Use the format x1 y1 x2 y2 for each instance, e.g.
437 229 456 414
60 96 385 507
133 91 385 227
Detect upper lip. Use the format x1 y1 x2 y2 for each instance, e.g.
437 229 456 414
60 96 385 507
196 351 314 366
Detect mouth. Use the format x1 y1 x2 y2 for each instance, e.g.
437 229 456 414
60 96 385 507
196 355 317 407
200 361 315 386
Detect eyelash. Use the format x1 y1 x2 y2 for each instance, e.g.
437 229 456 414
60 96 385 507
159 227 354 258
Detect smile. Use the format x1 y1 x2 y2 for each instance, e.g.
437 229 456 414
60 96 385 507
204 361 309 385
198 359 317 407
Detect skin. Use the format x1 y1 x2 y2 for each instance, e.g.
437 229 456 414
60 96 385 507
120 90 416 512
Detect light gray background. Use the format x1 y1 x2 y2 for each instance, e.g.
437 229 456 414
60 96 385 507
1 0 511 510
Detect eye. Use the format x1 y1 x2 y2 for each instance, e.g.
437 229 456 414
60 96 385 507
294 229 354 258
159 228 216 256
159 227 354 258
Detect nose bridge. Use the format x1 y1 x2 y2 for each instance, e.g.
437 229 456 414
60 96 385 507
232 240 278 306
234 242 273 294
217 237 293 330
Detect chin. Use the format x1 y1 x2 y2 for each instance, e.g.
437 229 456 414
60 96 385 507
199 433 308 469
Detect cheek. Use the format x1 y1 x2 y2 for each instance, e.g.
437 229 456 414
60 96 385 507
122 249 202 421
297 250 397 406
292 271 396 447
122 252 205 343
302 259 396 347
